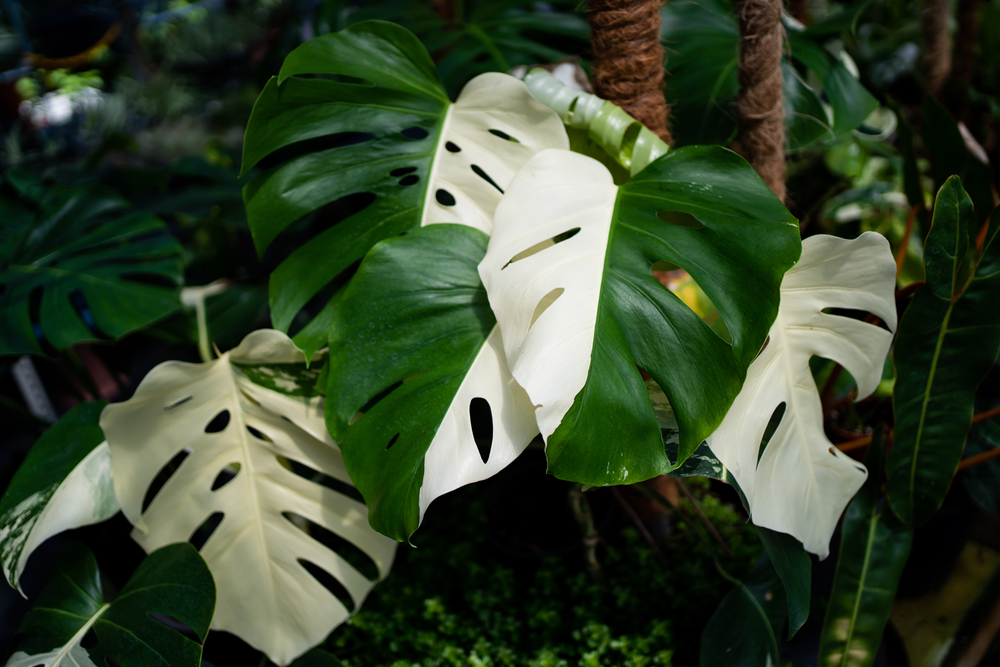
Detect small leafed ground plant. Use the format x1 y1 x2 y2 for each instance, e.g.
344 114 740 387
1 7 1000 667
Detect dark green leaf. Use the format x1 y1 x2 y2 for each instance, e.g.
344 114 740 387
802 0 874 37
288 648 346 667
961 418 1000 513
325 225 536 541
887 180 1000 524
0 184 183 356
818 429 913 667
9 543 215 667
758 526 811 639
700 555 785 666
0 402 117 592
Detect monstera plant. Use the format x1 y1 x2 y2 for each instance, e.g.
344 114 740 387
4 12 999 667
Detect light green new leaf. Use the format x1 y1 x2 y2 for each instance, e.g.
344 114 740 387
709 233 897 557
325 225 536 542
0 184 183 356
241 21 567 353
818 430 913 667
0 402 118 595
888 180 1000 525
100 330 397 665
6 542 214 667
700 555 786 666
479 148 800 486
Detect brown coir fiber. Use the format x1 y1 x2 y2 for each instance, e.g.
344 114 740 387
922 0 952 99
587 0 672 144
735 0 786 202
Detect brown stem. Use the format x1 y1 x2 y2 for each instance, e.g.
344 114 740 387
612 487 670 568
896 206 921 276
922 0 952 98
587 0 672 144
568 485 605 585
735 0 786 201
958 445 1000 470
951 0 981 93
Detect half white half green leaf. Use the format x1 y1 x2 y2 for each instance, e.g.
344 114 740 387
0 402 119 595
241 21 567 354
709 233 897 558
100 330 397 666
479 148 801 486
6 542 214 667
325 224 537 542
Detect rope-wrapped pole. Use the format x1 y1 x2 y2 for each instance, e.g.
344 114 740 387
587 0 672 144
735 0 786 202
922 0 951 99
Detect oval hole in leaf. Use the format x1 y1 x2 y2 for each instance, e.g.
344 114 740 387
211 462 241 491
295 72 373 86
147 612 199 641
81 628 98 649
189 512 224 551
385 433 401 450
488 128 520 143
530 288 564 328
471 165 503 193
503 228 581 268
286 256 363 339
401 126 429 140
758 402 787 466
445 141 461 153
390 167 417 176
205 410 230 433
246 425 272 442
651 267 732 344
469 397 493 464
435 189 456 206
164 395 193 410
142 449 191 513
256 131 374 171
67 288 100 335
821 307 891 332
284 457 365 504
282 512 379 581
656 210 704 230
298 558 356 612
398 175 419 186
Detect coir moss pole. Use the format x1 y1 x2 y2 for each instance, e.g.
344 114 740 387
586 0 672 144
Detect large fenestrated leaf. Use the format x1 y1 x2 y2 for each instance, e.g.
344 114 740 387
479 148 801 486
887 180 1000 525
0 183 183 356
818 430 913 667
325 224 536 541
100 330 397 665
0 402 118 595
241 20 567 353
709 233 897 558
6 543 214 667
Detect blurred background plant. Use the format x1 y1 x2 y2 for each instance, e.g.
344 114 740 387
1 1 999 665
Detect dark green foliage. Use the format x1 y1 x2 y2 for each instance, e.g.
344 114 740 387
757 527 811 639
0 181 183 356
888 180 1000 524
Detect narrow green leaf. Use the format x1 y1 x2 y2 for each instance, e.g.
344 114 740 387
7 542 215 667
700 555 786 666
818 429 913 667
0 402 118 594
758 527 811 639
326 225 537 541
887 181 1000 524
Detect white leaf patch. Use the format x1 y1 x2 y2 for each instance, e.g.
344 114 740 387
100 330 397 666
709 233 897 557
421 73 570 233
0 443 119 595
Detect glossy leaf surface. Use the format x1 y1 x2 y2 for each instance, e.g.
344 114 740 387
758 527 811 639
0 184 182 356
710 233 897 557
101 330 397 665
480 148 800 486
325 225 536 541
6 543 214 667
888 181 1000 524
0 402 118 594
241 21 566 353
818 430 913 667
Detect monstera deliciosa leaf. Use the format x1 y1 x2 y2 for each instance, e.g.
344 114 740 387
241 20 567 355
0 402 119 595
709 233 897 558
479 148 801 486
325 224 537 541
100 330 397 665
6 543 214 667
0 183 183 356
